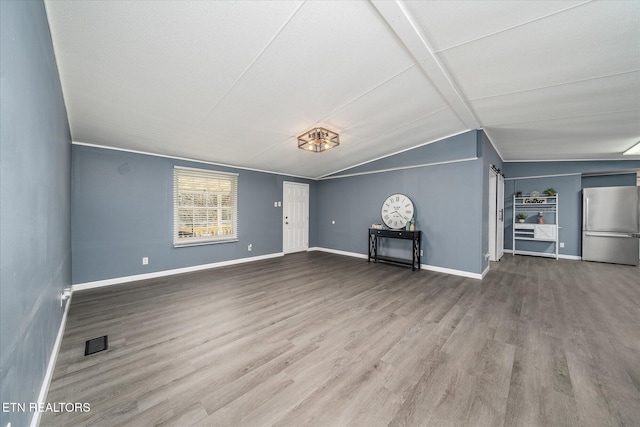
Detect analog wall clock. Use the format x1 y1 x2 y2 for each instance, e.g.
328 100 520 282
381 193 414 229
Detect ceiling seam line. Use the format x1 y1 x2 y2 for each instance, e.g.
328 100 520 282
199 0 307 123
240 64 420 160
316 109 451 155
466 69 640 102
338 107 452 148
488 108 640 127
393 0 481 129
315 64 417 124
432 0 593 54
245 101 448 161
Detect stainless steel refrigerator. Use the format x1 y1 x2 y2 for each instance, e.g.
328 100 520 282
582 186 640 266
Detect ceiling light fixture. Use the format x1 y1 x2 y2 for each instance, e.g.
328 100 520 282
298 127 339 153
623 141 640 155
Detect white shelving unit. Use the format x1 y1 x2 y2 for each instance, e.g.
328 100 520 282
513 194 559 259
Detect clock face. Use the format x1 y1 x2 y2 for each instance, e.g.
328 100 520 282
381 193 414 229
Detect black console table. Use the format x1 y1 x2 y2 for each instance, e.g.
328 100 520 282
368 228 421 271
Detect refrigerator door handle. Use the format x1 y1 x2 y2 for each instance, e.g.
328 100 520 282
584 231 633 238
583 197 589 230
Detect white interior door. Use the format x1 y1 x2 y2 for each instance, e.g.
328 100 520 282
488 170 497 261
283 181 309 254
496 174 505 260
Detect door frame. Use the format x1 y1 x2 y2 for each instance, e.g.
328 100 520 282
488 168 505 262
282 181 309 254
496 173 505 260
488 169 498 261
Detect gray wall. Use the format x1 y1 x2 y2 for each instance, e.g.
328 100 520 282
504 160 640 178
325 131 478 178
503 161 640 257
582 173 637 188
316 130 486 275
72 145 316 283
0 2 72 426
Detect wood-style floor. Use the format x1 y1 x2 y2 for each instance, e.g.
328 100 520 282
43 252 640 426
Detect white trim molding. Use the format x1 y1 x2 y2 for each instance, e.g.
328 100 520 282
504 172 581 181
481 264 491 279
318 157 478 180
310 247 483 279
420 263 483 280
308 247 368 259
73 253 284 291
72 141 314 181
317 129 472 179
30 291 73 427
503 249 581 261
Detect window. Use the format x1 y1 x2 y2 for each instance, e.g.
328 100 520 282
173 166 238 246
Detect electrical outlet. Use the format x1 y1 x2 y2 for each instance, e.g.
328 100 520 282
248 244 252 251
332 220 335 224
142 257 149 265
277 201 281 207
274 201 277 207
560 242 565 248
420 250 424 256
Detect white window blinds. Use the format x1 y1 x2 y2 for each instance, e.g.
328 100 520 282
173 166 238 246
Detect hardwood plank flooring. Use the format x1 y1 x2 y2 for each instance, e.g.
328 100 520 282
42 252 640 426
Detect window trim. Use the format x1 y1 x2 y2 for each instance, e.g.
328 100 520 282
173 166 238 247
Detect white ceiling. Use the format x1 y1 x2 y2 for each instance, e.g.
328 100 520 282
44 0 640 179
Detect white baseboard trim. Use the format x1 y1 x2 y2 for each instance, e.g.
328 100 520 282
309 247 482 279
481 264 490 279
308 247 368 259
31 291 73 427
420 264 483 280
559 254 582 261
72 252 284 291
503 249 582 261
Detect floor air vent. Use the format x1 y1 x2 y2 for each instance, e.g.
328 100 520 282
85 336 108 356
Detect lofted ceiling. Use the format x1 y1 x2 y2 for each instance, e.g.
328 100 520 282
44 0 640 179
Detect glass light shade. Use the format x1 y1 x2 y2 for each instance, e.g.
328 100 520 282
298 127 339 153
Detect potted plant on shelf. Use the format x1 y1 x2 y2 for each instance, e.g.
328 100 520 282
516 213 527 223
544 188 557 196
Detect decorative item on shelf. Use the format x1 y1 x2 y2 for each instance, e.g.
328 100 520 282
524 196 547 204
516 191 523 197
531 190 540 197
516 213 527 223
297 126 339 153
537 212 545 224
380 193 414 230
544 188 557 196
371 223 383 230
409 218 415 231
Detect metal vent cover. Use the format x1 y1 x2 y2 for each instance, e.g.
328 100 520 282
84 336 108 356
